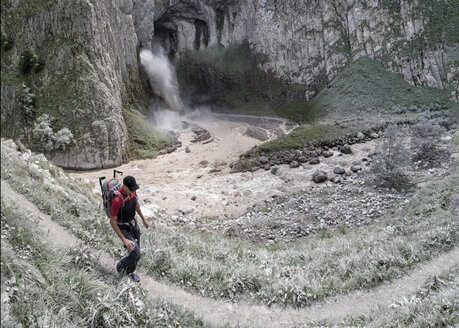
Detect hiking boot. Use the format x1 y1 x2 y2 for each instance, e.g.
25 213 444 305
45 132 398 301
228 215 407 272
129 273 140 283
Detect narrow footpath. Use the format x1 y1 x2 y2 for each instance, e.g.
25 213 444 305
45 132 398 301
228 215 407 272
2 179 458 327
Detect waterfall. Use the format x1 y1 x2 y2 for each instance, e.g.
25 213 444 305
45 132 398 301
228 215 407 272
140 47 185 115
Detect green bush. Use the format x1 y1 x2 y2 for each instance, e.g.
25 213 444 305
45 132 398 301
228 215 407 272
371 124 411 189
20 83 36 122
18 50 44 75
1 31 14 51
411 120 450 168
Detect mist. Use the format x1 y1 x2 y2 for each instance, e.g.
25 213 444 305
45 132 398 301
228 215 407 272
140 47 185 115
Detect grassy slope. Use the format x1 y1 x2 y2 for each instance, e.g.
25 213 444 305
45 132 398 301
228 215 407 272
241 56 457 159
1 139 458 310
0 199 206 327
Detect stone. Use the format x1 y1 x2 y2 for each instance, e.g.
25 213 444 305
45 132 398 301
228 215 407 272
297 156 308 163
351 166 362 172
340 145 353 154
309 158 320 165
259 156 269 164
290 161 299 168
333 166 346 174
357 132 365 139
322 151 333 158
191 196 197 201
331 176 341 183
370 133 379 139
270 167 279 175
244 127 269 141
312 170 328 183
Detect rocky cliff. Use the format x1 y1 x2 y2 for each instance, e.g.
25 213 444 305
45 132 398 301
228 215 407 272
1 0 457 169
1 0 156 169
155 0 458 100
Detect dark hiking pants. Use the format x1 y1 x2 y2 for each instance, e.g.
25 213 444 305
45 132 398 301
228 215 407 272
116 221 141 276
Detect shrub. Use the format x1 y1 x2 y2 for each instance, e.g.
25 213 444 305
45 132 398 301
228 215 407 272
32 115 74 152
32 115 55 152
53 128 74 150
20 83 36 122
1 31 13 51
411 120 449 168
371 124 411 189
18 50 44 75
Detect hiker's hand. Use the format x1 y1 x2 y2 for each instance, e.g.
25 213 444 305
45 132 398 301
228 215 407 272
142 218 149 229
124 239 135 250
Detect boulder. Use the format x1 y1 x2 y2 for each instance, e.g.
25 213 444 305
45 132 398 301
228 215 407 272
312 170 328 183
259 156 269 164
351 165 362 172
340 144 353 154
322 150 333 158
309 158 320 165
297 156 308 163
331 176 341 183
290 161 300 168
333 166 346 174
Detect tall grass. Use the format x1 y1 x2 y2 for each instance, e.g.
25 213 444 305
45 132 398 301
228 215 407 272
1 198 206 328
340 265 459 327
2 139 458 308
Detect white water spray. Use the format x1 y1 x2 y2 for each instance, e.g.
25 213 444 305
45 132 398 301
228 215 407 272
140 47 185 115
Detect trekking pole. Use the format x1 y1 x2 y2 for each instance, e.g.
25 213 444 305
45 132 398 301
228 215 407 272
113 170 123 178
98 176 106 196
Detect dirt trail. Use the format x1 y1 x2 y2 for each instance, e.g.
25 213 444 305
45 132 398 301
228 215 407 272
2 179 458 327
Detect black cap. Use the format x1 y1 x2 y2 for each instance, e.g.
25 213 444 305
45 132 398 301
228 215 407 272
123 176 139 191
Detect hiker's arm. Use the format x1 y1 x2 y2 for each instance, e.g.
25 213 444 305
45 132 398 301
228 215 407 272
136 202 149 229
110 215 134 250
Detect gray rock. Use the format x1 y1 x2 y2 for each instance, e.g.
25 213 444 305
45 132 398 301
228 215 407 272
309 158 320 165
340 145 353 154
322 151 333 158
333 166 346 174
270 167 279 175
290 161 300 168
351 166 362 172
259 156 269 164
297 156 308 163
357 132 365 139
370 133 379 139
312 170 328 183
331 177 341 183
191 196 197 201
251 166 260 172
245 127 269 141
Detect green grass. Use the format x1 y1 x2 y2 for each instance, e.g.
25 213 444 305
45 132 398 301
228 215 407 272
341 265 459 327
306 56 454 119
0 198 206 328
243 124 353 158
123 104 171 159
2 139 458 309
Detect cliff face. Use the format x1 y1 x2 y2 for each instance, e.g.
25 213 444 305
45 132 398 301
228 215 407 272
155 0 458 100
1 0 457 169
1 0 155 169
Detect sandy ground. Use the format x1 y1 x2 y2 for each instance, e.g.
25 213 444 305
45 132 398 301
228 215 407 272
68 111 378 220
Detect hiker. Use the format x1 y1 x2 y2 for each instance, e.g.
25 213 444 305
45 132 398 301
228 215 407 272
109 176 149 282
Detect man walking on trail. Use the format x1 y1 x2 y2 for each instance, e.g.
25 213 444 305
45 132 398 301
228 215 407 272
110 176 149 282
